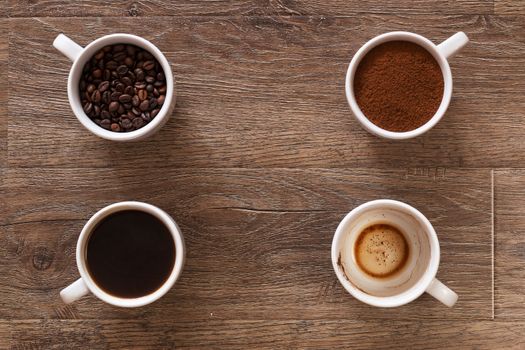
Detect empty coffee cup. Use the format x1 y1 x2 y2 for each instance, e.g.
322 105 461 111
331 199 458 307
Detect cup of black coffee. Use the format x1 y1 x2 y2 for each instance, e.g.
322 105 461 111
60 202 185 307
53 33 175 141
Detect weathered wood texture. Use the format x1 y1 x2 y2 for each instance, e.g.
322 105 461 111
2 319 524 350
6 1 495 17
494 169 525 320
1 168 492 321
8 15 525 169
495 0 525 14
0 20 7 168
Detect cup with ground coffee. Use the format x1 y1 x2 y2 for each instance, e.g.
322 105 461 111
53 33 175 141
331 199 458 307
345 31 468 139
60 201 185 307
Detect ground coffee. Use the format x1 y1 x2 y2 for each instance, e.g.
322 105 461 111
354 41 444 132
79 44 167 132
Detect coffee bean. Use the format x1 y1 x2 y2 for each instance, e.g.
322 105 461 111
98 81 110 92
138 89 148 101
106 60 118 70
117 65 128 75
100 119 111 130
92 69 102 79
132 95 140 107
124 85 134 95
111 91 122 101
143 60 155 71
79 44 167 132
83 102 93 114
139 100 149 111
92 90 101 103
132 117 144 129
121 118 133 130
108 101 120 112
121 77 133 86
119 94 132 103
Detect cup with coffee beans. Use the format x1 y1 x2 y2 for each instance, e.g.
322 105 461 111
345 31 469 140
54 33 175 141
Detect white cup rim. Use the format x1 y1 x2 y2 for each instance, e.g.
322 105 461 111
76 201 185 307
331 199 440 307
345 31 453 140
68 33 175 141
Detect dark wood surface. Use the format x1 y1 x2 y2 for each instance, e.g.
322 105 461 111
1 1 525 349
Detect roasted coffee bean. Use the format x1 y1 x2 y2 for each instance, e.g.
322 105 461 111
139 100 149 111
124 86 134 95
138 89 148 101
100 119 111 130
79 44 167 132
145 76 155 83
121 118 133 130
83 102 93 114
119 94 132 103
92 90 101 103
98 81 110 92
116 83 125 93
111 91 122 101
117 65 128 75
106 60 118 70
108 101 120 112
143 60 155 71
132 117 144 129
132 95 140 107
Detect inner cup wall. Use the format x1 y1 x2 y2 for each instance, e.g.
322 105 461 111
348 33 452 138
68 35 174 139
338 207 432 297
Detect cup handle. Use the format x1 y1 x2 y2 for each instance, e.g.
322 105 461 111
60 278 89 304
426 278 458 307
437 32 469 59
53 34 84 62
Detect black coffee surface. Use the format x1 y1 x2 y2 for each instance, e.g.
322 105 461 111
86 210 175 298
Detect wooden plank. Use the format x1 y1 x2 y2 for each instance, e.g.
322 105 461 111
1 168 492 320
7 16 525 169
495 0 525 15
2 319 524 349
0 19 7 168
6 0 495 17
494 170 525 320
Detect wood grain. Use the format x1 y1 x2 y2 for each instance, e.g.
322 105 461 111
0 19 7 169
6 0 495 17
1 168 492 320
495 0 525 14
494 169 525 320
8 16 525 169
2 319 524 349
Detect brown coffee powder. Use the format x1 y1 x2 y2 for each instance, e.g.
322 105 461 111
353 41 444 132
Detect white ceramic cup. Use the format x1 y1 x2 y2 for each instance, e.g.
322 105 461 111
331 199 458 308
53 33 176 141
60 201 185 307
345 31 469 140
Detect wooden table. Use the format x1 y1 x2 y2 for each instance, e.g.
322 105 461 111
1 1 524 348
